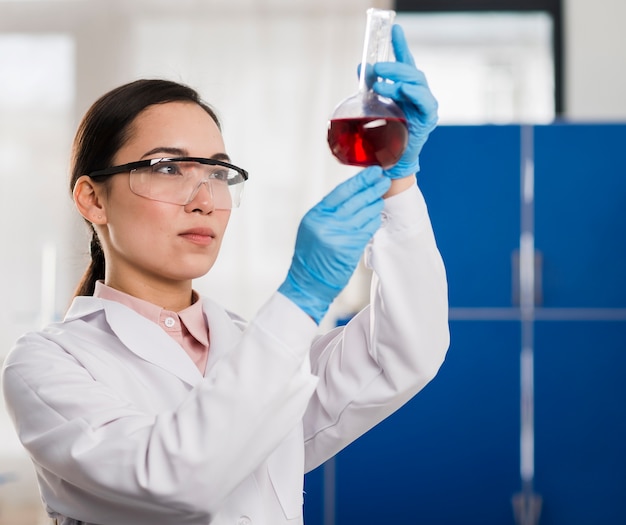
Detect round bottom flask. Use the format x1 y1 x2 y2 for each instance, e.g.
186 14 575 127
327 8 408 169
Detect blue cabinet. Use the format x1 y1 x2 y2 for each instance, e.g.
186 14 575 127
335 321 521 525
534 124 626 308
415 125 522 307
532 124 626 524
305 123 626 525
534 321 626 525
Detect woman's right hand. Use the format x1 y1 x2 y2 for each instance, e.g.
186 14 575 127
278 166 391 324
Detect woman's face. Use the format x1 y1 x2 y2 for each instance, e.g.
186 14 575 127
98 101 232 292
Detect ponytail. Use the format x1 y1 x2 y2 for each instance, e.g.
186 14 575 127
73 228 105 297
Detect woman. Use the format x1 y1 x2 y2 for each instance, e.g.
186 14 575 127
2 25 448 525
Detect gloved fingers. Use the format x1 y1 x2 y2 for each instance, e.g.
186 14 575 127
400 82 439 124
353 203 385 234
371 80 403 101
373 81 438 123
315 214 382 259
321 166 390 210
372 61 428 86
300 188 384 234
333 179 388 219
338 196 385 231
391 24 415 67
306 192 385 240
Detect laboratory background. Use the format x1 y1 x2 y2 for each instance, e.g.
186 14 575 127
1 0 625 524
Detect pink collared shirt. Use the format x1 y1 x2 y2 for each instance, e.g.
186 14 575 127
94 281 209 374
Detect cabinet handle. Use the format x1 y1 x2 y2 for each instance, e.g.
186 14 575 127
512 250 543 306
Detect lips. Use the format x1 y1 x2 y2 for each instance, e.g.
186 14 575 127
179 227 216 245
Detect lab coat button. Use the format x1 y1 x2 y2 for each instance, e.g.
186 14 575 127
164 316 176 328
237 516 251 525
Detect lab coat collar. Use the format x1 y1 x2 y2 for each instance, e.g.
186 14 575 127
200 295 246 374
64 295 106 321
64 295 244 386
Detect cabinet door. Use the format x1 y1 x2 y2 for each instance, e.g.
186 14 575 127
419 125 521 307
534 123 626 308
335 321 521 525
534 321 626 525
533 123 626 524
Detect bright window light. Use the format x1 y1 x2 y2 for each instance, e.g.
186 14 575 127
0 33 74 112
397 12 555 124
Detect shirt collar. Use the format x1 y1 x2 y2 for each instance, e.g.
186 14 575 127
93 281 208 347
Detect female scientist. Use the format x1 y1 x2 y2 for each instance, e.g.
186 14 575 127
2 25 449 525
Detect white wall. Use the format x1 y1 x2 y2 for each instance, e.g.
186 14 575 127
564 0 626 120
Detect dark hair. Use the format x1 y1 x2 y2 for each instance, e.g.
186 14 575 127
70 79 220 297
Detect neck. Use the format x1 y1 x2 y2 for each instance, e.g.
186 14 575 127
104 272 194 312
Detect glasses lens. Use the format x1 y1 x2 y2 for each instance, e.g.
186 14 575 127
129 159 245 209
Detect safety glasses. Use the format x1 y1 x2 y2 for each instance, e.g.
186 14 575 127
88 157 248 209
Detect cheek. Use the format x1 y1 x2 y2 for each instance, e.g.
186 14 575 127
218 210 231 233
107 198 175 246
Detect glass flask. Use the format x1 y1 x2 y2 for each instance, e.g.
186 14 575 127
327 8 408 169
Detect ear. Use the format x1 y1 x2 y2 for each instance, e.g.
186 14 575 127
73 175 108 225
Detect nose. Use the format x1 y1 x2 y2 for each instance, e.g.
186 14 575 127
184 179 215 213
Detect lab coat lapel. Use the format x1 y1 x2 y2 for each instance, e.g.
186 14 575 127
102 300 203 386
66 295 245 383
201 297 245 374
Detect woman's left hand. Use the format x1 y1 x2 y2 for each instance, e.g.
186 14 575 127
372 24 439 179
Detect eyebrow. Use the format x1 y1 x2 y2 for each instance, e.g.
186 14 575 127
141 147 231 163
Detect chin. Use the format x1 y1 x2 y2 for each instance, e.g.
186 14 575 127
172 254 218 277
186 262 217 280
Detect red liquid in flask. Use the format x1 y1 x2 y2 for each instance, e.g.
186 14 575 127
327 116 408 169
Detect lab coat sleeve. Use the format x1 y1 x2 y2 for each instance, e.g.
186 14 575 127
1 293 319 521
303 183 450 472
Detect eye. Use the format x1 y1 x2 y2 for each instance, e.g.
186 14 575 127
152 161 183 176
211 168 230 182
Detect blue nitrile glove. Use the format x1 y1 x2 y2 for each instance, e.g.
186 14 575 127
372 24 439 179
278 166 391 324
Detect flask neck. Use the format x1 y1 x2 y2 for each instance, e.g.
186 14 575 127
358 8 396 93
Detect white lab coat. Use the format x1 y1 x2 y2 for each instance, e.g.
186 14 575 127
2 185 449 525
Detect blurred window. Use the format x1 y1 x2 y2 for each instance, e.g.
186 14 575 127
397 11 555 124
0 33 75 464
